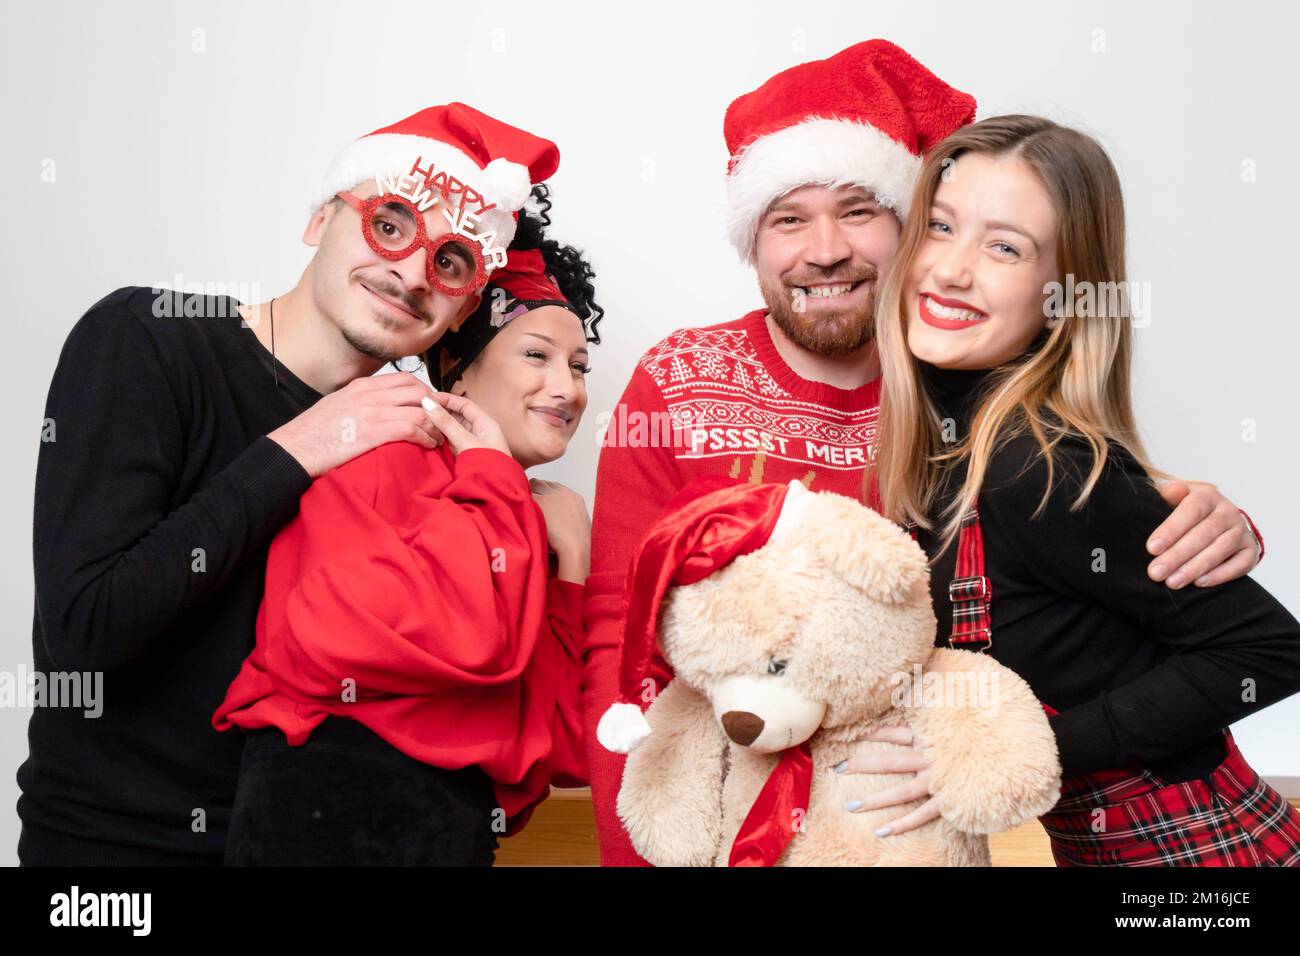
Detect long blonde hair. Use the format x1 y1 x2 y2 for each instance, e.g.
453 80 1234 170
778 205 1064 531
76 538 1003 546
868 114 1167 559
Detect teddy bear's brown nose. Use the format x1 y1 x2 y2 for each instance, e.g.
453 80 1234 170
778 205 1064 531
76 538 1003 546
721 711 765 746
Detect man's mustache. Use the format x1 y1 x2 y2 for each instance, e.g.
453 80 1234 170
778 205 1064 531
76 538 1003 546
359 274 432 323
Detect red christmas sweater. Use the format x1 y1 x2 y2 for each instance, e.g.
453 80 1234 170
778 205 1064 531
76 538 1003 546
583 307 882 865
214 441 587 837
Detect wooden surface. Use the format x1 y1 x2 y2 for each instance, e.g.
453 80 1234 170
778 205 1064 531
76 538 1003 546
494 786 1057 866
496 786 1300 867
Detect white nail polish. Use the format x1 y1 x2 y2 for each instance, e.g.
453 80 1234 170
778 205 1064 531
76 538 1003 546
421 396 436 412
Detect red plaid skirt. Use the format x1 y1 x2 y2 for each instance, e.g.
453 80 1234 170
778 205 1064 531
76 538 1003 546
1039 729 1300 866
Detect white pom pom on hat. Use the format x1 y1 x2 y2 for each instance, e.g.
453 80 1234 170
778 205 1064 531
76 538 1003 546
479 157 533 215
596 702 653 755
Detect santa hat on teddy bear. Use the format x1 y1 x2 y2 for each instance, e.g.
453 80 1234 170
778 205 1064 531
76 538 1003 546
723 39 976 262
596 477 817 754
310 101 560 257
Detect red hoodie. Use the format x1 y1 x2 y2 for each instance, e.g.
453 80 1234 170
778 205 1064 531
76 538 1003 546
214 440 587 837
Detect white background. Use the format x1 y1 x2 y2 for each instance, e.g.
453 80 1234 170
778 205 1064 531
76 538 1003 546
2 0 1297 865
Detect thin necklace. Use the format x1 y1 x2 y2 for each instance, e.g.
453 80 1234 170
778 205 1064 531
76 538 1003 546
269 297 279 388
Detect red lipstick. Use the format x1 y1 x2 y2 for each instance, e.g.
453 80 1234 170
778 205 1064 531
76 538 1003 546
917 292 990 331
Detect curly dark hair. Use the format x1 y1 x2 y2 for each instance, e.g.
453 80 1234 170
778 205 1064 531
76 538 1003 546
490 183 604 344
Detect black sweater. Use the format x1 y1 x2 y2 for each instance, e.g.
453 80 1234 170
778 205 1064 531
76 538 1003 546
18 286 320 864
914 360 1300 782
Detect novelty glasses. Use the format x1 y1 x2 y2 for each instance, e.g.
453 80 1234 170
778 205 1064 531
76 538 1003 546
336 191 487 297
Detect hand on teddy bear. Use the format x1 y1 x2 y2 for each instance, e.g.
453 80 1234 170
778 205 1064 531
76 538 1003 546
837 724 940 837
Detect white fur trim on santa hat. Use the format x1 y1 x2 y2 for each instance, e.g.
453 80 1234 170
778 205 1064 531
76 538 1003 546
725 116 923 263
596 702 653 754
770 478 816 545
310 133 527 249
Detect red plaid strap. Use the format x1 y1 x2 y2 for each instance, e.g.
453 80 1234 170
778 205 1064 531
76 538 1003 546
949 509 992 652
906 514 1056 715
903 512 991 652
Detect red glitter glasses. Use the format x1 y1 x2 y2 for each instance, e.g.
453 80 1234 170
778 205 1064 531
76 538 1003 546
336 191 487 297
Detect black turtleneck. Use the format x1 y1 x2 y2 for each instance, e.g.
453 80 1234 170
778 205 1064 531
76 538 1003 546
912 360 1300 781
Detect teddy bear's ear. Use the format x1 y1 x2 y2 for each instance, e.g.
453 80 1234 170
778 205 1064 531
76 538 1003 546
772 486 930 606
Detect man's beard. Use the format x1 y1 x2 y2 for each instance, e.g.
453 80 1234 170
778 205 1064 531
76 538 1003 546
341 325 405 363
758 265 878 358
342 272 433 363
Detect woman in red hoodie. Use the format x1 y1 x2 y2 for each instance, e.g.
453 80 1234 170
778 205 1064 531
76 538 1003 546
214 186 603 865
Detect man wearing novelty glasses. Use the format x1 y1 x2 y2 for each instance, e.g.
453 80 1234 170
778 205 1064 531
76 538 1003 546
18 103 559 865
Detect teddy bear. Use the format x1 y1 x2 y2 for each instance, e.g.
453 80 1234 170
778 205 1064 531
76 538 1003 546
596 477 1062 866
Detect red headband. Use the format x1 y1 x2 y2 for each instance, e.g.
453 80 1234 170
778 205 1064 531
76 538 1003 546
490 248 566 304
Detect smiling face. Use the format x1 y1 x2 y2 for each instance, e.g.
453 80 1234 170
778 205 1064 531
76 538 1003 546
753 183 901 357
303 180 483 364
905 152 1060 370
450 305 589 469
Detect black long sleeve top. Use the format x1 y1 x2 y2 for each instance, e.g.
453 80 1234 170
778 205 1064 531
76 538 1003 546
17 286 320 863
914 360 1300 782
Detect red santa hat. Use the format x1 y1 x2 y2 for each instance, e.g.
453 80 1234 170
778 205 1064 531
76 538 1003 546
596 477 817 754
311 101 560 253
723 39 976 262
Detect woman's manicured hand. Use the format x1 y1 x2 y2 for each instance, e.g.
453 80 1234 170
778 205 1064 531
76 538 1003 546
420 390 511 458
837 724 941 837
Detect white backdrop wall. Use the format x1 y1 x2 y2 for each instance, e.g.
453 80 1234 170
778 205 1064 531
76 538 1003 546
2 0 1296 864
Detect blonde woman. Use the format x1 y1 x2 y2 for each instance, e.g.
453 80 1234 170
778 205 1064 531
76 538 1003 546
856 114 1300 865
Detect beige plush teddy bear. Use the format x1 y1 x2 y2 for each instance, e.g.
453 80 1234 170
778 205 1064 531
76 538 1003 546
597 478 1061 866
